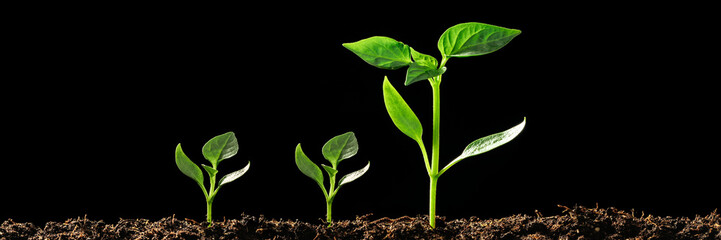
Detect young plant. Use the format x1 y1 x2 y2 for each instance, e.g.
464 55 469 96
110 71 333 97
174 131 250 225
294 132 370 226
343 22 526 228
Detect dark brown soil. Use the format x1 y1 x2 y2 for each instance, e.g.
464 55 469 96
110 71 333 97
2 206 719 239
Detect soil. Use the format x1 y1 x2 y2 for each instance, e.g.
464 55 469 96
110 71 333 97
2 205 719 240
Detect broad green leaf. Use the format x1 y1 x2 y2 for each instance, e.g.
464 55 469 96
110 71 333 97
382 76 423 142
440 118 526 175
438 22 521 58
201 164 218 178
338 161 370 188
202 132 239 166
321 164 338 178
175 143 204 187
218 161 250 187
321 132 358 166
343 36 413 70
295 144 324 188
406 64 446 86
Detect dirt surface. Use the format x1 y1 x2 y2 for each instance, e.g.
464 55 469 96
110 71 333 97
2 205 719 239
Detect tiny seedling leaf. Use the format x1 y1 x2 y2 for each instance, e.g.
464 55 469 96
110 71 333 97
343 36 413 70
440 118 526 175
405 48 445 85
175 144 204 187
202 132 239 166
322 132 358 166
321 164 338 178
219 161 250 187
201 164 218 178
295 144 324 188
383 76 423 142
406 64 446 86
438 22 521 58
338 161 371 188
410 47 438 67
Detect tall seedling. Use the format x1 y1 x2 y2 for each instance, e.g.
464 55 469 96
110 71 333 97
344 22 526 228
175 132 250 225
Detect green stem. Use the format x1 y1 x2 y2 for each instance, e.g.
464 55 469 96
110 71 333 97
431 79 441 174
326 199 333 226
206 200 213 225
417 140 431 174
206 166 217 225
439 56 449 69
429 176 439 228
326 170 337 226
429 77 442 229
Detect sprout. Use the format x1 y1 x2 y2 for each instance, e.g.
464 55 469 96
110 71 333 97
295 132 370 226
175 132 250 225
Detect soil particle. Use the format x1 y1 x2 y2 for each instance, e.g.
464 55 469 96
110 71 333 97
2 206 718 239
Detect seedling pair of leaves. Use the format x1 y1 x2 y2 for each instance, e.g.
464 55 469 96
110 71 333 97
175 132 250 225
344 22 526 228
295 132 370 226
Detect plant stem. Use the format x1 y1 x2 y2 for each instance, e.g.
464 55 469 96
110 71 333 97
429 77 442 229
417 140 431 174
429 176 439 228
431 79 441 174
326 170 337 226
206 200 213 225
207 166 217 225
326 199 333 226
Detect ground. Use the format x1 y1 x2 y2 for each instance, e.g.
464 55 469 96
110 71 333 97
2 206 719 239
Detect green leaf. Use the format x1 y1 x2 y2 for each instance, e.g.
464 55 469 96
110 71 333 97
201 164 218 178
175 143 204 187
410 47 438 67
406 64 446 86
321 132 358 166
405 48 445 86
343 36 413 70
338 161 370 188
218 161 250 187
440 118 526 175
438 22 521 58
382 76 423 142
295 144 324 188
321 164 338 178
202 132 239 166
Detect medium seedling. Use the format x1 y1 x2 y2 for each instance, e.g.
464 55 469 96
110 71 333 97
295 132 370 226
344 22 526 228
175 131 250 225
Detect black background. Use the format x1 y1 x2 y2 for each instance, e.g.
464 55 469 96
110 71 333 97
3 3 718 224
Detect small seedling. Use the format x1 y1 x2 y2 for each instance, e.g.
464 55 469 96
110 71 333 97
295 132 370 226
175 131 250 225
344 22 526 228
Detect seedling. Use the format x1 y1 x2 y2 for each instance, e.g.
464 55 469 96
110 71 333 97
174 131 250 225
295 132 370 226
344 22 526 228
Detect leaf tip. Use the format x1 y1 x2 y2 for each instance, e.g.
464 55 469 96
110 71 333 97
175 143 187 160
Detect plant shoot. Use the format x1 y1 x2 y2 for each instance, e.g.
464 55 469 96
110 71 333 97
175 131 250 225
295 132 370 226
344 22 526 228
